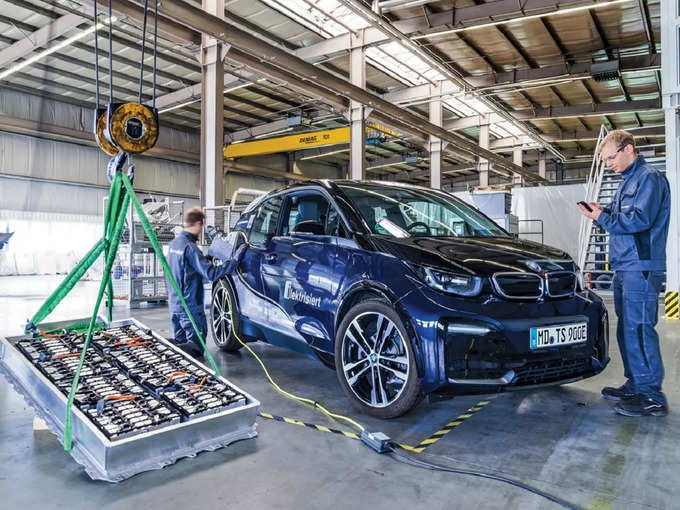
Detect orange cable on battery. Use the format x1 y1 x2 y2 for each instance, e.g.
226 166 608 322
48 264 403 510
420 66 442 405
166 371 186 384
188 376 207 392
57 352 82 359
39 331 62 338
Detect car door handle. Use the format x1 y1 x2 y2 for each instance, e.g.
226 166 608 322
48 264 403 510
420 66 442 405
264 253 278 264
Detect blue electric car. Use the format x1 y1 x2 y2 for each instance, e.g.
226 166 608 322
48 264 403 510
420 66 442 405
208 180 609 418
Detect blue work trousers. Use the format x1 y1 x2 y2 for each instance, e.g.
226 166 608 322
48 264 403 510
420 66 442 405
613 270 665 404
170 309 207 354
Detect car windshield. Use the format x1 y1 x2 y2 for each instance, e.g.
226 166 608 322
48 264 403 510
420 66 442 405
339 183 508 238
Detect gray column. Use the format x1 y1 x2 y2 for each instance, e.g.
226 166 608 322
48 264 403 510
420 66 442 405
349 32 366 181
512 145 523 186
200 0 226 217
662 0 680 317
429 83 443 189
538 150 547 180
478 117 490 187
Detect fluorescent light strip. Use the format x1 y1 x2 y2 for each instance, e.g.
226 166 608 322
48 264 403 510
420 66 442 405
411 0 632 40
158 99 198 113
0 17 117 81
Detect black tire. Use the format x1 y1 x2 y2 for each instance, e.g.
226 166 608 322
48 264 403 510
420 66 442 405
209 278 243 352
334 299 421 418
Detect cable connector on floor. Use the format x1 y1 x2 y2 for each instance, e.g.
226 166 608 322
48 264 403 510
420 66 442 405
360 430 391 454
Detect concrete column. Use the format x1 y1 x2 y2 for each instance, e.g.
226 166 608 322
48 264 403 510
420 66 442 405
512 145 523 186
200 0 226 219
429 83 443 189
478 117 490 187
661 0 680 318
349 32 366 181
538 150 547 180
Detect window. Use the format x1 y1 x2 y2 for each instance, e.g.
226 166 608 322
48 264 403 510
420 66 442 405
282 193 328 235
249 195 283 247
339 184 507 238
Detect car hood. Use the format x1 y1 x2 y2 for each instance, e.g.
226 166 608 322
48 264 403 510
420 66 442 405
373 236 573 277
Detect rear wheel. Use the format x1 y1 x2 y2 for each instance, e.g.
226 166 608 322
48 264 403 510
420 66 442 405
210 278 243 351
334 300 421 418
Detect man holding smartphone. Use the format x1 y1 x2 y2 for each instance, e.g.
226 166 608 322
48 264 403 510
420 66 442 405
578 130 670 416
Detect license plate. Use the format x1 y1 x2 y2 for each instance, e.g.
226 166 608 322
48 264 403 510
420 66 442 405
530 322 587 349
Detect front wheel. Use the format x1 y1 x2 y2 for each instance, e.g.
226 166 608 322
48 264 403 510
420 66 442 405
334 300 421 418
209 278 243 351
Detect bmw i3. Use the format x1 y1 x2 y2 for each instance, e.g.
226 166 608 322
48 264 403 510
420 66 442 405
207 180 609 418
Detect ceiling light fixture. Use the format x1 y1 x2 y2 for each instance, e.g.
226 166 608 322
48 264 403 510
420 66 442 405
0 17 117 81
411 0 631 40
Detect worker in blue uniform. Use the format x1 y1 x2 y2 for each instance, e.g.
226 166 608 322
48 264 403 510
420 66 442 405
167 207 243 358
579 129 670 417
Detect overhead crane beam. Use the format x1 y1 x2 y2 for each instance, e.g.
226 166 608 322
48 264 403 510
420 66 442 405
225 123 398 159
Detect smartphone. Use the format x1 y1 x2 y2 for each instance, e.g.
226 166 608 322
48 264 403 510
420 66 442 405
577 201 593 212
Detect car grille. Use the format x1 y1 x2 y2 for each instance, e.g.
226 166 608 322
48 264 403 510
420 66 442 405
492 271 577 300
545 271 577 297
514 358 590 385
492 272 542 299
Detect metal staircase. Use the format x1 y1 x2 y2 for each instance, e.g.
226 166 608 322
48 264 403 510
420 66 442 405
577 126 621 292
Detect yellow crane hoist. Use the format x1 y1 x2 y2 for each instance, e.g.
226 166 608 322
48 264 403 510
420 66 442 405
93 0 159 158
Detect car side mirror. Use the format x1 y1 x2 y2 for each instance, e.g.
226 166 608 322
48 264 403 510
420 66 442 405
292 220 325 235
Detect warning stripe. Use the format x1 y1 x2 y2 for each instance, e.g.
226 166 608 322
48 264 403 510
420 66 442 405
665 291 679 319
258 398 491 454
401 401 491 453
258 412 360 440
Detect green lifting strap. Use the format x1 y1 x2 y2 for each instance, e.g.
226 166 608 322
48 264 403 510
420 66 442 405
63 186 131 451
121 174 222 377
102 174 121 323
26 238 107 332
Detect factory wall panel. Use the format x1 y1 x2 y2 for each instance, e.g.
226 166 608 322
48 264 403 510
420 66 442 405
0 131 200 198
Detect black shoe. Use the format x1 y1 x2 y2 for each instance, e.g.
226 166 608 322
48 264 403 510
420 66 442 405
176 343 204 360
614 395 668 417
601 384 636 401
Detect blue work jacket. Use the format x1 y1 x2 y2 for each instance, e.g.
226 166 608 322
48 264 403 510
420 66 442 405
166 231 233 315
596 155 670 271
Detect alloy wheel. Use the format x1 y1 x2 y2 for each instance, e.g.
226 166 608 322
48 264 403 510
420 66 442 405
341 311 410 408
211 283 232 345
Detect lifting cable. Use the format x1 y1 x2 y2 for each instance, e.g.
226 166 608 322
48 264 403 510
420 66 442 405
94 0 159 157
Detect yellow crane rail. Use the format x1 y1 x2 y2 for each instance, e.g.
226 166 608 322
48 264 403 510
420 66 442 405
224 122 399 159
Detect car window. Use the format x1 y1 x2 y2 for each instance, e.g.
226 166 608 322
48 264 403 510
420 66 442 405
233 211 253 233
339 184 507 238
325 205 348 237
249 195 283 247
281 193 330 235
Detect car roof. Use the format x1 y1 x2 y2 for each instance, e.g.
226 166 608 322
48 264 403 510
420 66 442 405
244 179 447 212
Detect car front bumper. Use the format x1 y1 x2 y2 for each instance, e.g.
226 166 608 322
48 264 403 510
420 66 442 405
400 282 610 394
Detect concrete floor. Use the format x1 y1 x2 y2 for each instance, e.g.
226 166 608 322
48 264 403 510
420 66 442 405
1 275 679 509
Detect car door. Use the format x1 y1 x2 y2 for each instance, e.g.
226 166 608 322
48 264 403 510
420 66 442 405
261 189 339 354
234 194 282 329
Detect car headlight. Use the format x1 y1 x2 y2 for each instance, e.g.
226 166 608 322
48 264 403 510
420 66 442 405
423 267 483 296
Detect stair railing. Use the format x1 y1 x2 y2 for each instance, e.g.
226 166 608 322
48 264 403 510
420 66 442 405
577 125 609 271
